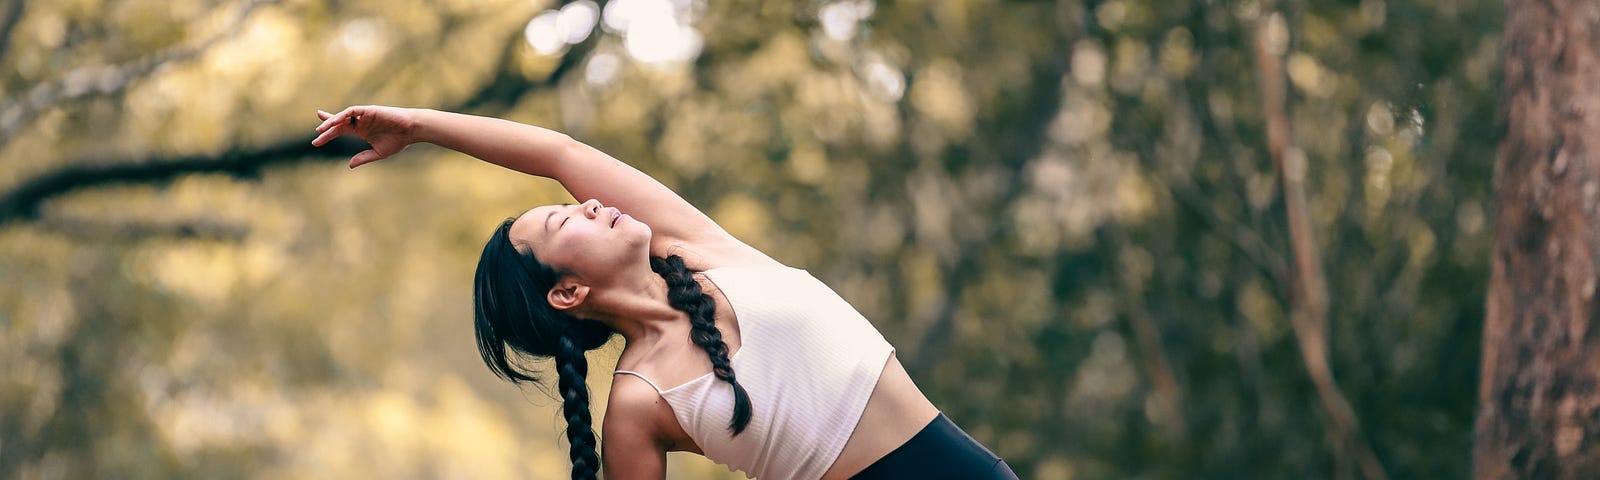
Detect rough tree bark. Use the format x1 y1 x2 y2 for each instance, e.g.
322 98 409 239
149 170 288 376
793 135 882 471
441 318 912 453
1475 0 1600 478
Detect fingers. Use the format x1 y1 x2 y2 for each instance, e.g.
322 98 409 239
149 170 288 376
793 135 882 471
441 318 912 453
349 149 382 169
315 106 359 133
315 107 387 170
313 106 364 146
315 110 339 133
311 122 346 147
315 111 344 133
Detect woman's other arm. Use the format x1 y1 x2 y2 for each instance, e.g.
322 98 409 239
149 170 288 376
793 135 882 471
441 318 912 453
601 378 671 479
313 106 775 265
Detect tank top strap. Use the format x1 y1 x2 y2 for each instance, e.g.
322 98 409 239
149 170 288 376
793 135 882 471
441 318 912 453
613 370 665 394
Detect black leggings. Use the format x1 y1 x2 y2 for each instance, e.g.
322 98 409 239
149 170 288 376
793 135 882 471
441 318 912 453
850 413 1019 480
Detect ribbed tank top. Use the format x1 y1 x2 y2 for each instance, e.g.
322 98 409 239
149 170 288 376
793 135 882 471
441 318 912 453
614 265 895 480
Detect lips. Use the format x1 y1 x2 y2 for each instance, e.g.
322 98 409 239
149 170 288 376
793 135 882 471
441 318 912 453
610 208 621 228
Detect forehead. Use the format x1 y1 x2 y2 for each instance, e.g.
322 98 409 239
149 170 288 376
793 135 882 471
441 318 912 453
508 205 561 250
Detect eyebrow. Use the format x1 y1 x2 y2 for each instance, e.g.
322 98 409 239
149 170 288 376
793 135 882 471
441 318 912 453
541 203 575 234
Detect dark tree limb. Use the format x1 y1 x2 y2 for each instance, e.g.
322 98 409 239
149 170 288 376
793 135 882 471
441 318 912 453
1254 9 1388 480
0 5 601 228
458 10 598 114
39 216 250 242
0 0 25 63
1093 225 1189 438
0 137 367 226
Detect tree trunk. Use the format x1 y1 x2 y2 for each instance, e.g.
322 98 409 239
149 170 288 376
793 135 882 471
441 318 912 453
1475 1 1600 478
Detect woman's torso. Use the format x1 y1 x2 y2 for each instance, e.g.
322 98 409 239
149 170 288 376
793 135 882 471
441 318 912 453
613 260 938 479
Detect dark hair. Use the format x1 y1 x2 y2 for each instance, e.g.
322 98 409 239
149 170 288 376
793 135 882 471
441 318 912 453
474 218 611 479
649 254 752 435
473 217 752 480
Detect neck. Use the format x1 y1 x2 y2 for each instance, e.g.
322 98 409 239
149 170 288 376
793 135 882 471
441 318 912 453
581 266 683 345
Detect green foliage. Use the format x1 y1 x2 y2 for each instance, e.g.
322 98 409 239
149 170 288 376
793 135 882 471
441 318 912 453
0 0 1499 478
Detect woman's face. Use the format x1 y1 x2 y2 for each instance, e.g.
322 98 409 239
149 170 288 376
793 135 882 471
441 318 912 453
507 199 651 282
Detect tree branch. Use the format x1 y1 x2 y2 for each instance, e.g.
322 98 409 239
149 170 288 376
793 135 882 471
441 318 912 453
457 13 597 114
1255 10 1388 480
0 7 600 228
1107 226 1189 438
0 0 25 63
38 216 250 242
1174 52 1291 285
0 0 280 149
0 137 367 226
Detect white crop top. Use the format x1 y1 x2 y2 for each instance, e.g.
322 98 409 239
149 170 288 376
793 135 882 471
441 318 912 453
614 265 895 480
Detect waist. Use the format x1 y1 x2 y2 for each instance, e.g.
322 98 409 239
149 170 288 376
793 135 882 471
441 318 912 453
821 353 941 479
847 413 1016 480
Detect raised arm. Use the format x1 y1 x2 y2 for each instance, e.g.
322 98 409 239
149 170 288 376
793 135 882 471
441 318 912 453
313 106 775 267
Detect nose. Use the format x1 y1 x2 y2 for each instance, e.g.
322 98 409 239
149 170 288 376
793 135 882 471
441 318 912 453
580 199 602 218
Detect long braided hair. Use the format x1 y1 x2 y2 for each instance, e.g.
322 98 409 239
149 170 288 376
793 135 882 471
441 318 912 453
650 254 753 434
475 219 610 479
473 218 753 480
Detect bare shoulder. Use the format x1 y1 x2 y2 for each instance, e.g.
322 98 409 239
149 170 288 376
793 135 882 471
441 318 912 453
603 374 671 478
603 375 670 455
607 373 669 422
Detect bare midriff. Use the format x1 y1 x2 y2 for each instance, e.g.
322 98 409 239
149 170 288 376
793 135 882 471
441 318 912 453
817 353 941 480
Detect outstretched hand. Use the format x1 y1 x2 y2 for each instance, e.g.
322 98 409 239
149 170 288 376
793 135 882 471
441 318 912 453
313 106 420 168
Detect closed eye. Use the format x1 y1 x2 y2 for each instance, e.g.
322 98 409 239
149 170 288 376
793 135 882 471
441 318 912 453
559 203 575 229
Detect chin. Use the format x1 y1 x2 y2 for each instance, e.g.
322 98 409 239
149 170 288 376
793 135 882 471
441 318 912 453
622 222 652 248
629 217 653 237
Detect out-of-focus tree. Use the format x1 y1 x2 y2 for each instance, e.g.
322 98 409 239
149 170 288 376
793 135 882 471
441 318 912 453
0 0 1502 478
1474 0 1600 477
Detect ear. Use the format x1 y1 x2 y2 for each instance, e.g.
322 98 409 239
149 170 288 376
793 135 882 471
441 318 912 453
547 278 591 311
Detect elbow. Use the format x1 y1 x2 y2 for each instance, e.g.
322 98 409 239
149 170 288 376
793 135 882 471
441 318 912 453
550 134 605 175
554 132 584 156
537 133 585 180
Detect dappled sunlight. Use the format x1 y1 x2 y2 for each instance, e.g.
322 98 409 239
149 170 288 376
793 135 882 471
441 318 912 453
819 0 875 42
582 51 622 87
525 0 705 66
525 11 568 55
1287 53 1334 98
0 0 1512 477
525 1 601 57
618 3 702 65
144 375 558 478
909 60 975 142
859 56 905 102
336 18 389 57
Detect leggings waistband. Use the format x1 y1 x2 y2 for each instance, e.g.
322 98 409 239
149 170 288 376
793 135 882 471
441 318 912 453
849 413 1018 480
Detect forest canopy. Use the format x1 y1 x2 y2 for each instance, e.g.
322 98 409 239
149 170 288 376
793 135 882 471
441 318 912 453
0 0 1499 478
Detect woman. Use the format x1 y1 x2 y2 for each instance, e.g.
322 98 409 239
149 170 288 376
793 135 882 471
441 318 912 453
312 106 1016 480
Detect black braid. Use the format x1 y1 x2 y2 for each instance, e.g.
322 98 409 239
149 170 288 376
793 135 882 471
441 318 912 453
555 335 600 480
650 255 753 435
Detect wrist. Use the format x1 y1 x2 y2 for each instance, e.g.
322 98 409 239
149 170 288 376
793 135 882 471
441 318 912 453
406 108 442 144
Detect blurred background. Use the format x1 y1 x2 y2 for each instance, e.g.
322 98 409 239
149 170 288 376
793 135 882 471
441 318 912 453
0 0 1500 478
